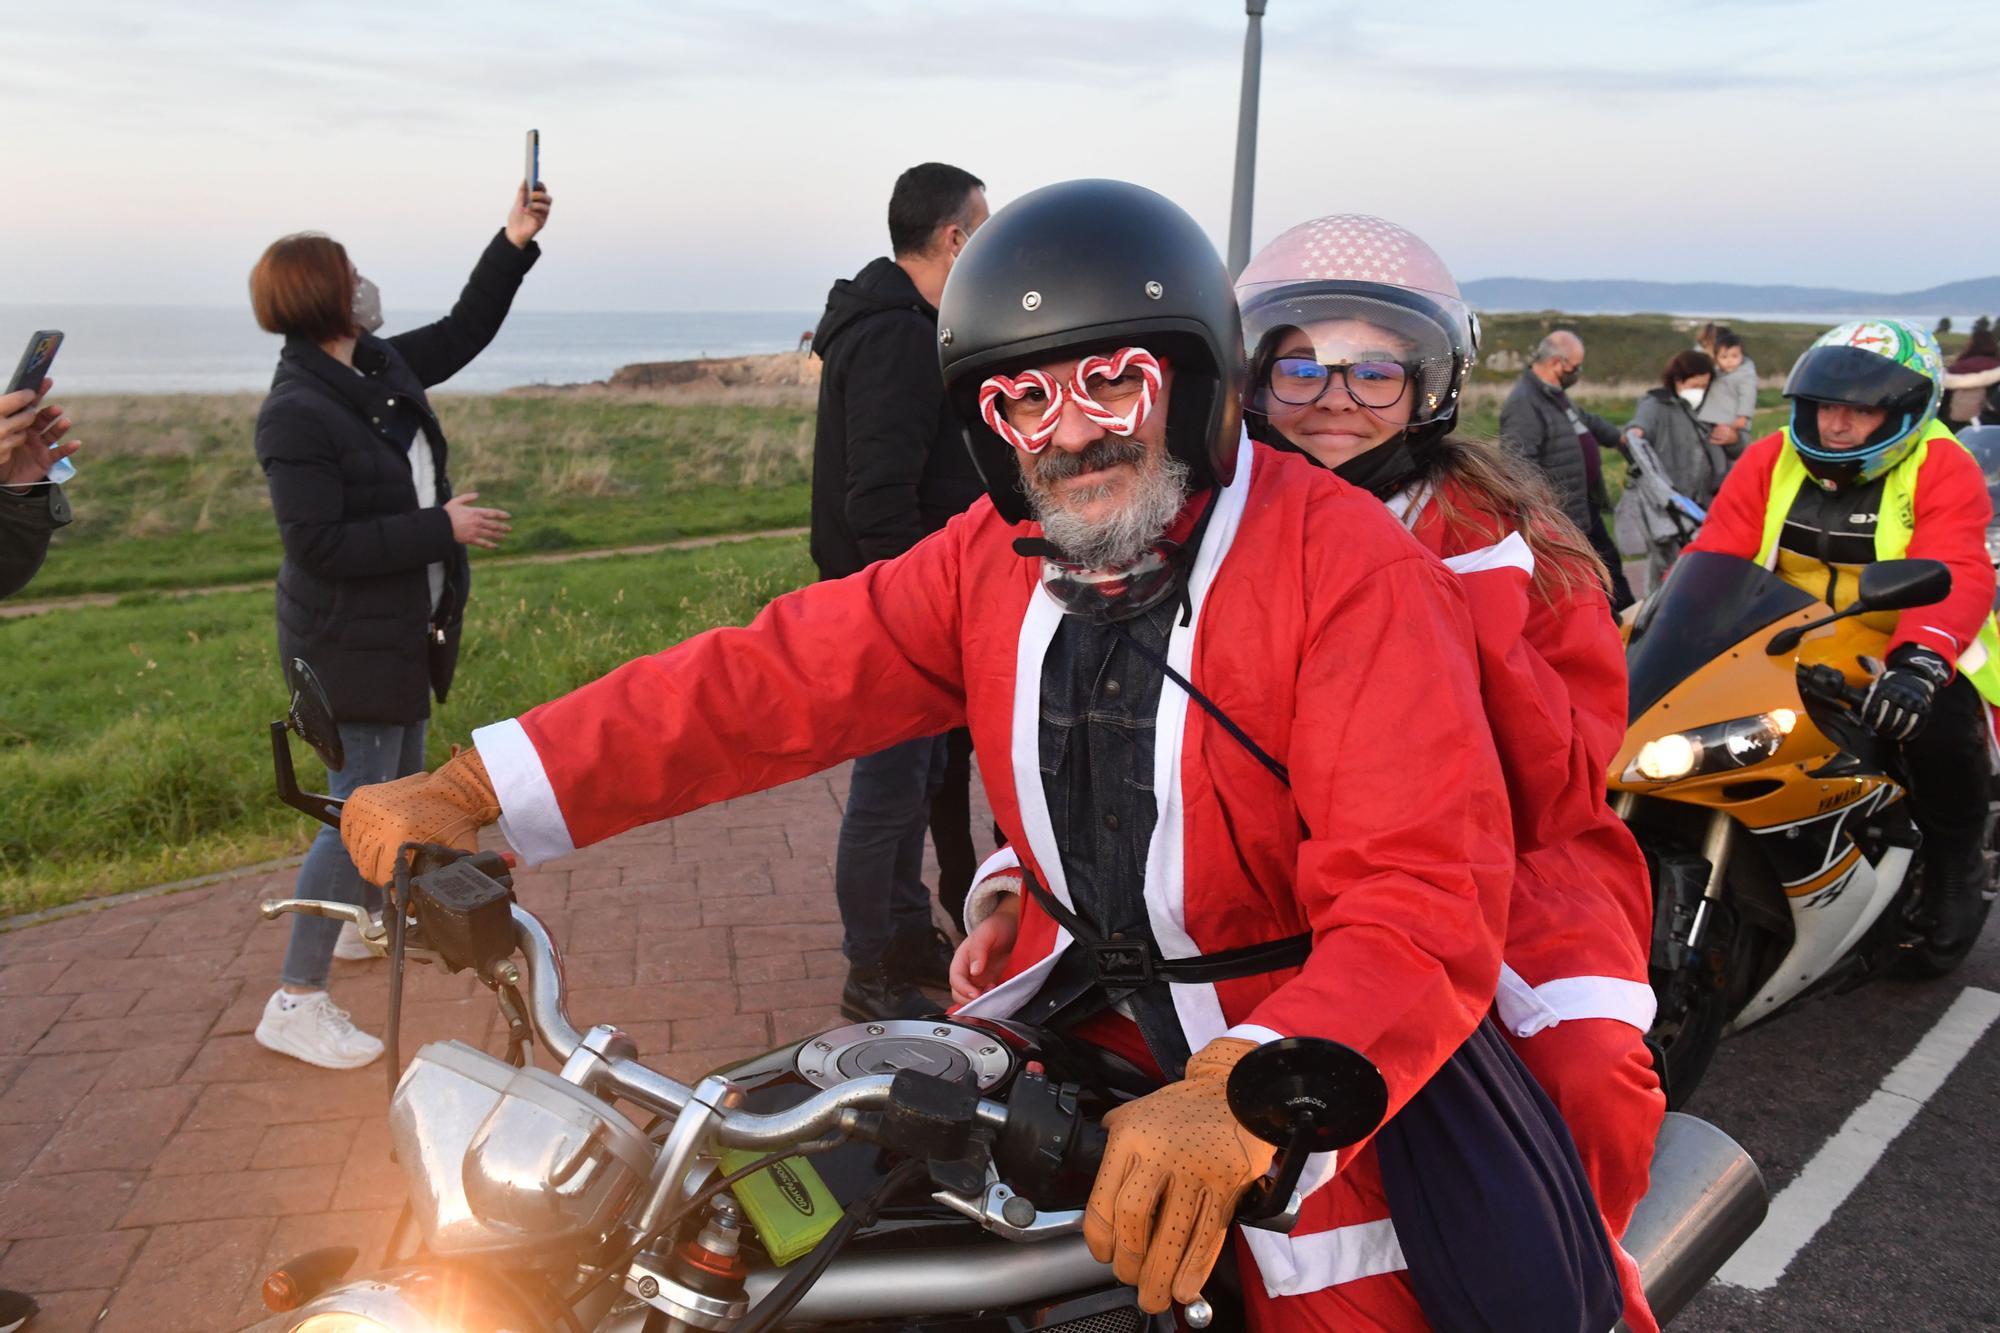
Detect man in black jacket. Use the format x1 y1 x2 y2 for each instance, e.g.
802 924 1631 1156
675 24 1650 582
809 162 989 1019
1499 330 1636 610
0 381 80 599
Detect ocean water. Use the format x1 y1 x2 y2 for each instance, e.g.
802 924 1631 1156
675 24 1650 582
0 305 820 395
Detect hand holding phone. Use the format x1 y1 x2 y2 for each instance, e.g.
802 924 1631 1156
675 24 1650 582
0 388 78 490
506 133 552 249
1 331 77 487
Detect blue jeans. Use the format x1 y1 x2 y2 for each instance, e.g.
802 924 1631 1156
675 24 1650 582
279 720 428 989
835 734 948 966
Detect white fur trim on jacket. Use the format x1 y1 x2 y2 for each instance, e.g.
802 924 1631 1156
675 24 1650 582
1495 964 1659 1038
963 845 1025 932
472 717 576 867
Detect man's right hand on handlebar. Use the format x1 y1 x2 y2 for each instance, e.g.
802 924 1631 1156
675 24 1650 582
341 747 502 885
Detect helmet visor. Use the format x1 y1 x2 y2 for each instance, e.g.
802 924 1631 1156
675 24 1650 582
1239 281 1468 421
1785 344 1932 412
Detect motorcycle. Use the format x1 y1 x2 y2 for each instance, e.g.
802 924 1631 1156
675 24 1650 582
1954 423 2000 601
1614 551 1999 1108
244 661 1767 1331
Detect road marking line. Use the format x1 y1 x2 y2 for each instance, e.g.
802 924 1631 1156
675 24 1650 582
1717 985 2000 1291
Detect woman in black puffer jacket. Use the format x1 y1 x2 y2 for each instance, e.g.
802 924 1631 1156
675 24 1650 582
247 184 549 1070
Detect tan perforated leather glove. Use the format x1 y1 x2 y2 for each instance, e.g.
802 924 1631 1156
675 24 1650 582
340 748 501 887
1084 1037 1276 1313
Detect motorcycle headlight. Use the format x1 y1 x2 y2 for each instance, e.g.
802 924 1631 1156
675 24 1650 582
1625 709 1797 783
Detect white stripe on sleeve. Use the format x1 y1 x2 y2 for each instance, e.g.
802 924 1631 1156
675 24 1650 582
471 717 577 867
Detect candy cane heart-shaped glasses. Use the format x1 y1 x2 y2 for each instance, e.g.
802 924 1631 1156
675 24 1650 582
978 347 1164 454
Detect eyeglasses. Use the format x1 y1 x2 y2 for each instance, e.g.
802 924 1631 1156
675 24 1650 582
979 347 1163 453
1266 356 1411 411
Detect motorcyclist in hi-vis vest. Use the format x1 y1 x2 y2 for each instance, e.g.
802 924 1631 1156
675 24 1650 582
1687 318 1999 953
337 182 1623 1332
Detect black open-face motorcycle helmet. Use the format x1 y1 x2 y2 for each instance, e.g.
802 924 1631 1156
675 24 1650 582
937 179 1244 524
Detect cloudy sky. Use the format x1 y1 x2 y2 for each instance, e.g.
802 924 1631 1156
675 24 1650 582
8 0 1995 311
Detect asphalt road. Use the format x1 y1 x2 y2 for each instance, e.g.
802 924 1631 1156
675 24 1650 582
1673 917 2000 1332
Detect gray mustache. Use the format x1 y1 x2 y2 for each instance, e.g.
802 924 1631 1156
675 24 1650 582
1029 436 1149 484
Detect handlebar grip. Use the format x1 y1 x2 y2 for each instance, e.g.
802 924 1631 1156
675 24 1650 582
1799 664 1868 709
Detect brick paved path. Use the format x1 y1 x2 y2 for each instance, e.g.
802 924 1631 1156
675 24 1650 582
0 763 986 1331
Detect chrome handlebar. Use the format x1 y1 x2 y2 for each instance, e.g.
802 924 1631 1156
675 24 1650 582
260 897 1008 1150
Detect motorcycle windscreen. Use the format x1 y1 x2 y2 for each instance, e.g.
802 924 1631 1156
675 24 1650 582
1627 551 1819 723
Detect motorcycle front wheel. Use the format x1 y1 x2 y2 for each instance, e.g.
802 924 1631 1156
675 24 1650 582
1647 901 1744 1110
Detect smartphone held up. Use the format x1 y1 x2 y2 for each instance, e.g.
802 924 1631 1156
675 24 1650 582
6 330 75 485
525 129 540 192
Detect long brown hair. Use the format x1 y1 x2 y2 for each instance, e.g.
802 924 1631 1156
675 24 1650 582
1417 434 1611 605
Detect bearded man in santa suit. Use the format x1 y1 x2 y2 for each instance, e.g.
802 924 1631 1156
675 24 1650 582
340 181 1617 1331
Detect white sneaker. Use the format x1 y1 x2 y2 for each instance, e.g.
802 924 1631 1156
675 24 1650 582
333 917 378 961
254 989 384 1070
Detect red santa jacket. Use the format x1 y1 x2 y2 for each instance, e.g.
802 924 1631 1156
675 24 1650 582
471 439 1514 1299
968 473 1654 1041
1400 481 1653 1037
1687 430 1998 669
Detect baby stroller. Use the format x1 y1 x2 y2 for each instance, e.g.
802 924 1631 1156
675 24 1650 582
1613 430 1707 597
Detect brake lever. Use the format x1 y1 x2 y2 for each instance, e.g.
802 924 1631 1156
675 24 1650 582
931 1178 1085 1241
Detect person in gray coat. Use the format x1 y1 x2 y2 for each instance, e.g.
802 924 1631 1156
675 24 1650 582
1499 330 1635 609
1624 349 1730 589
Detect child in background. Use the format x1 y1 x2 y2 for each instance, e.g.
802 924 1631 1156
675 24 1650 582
1699 328 1758 462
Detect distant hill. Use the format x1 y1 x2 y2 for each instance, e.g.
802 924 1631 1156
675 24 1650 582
1462 276 2000 317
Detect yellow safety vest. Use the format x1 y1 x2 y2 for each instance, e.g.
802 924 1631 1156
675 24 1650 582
1755 420 2000 705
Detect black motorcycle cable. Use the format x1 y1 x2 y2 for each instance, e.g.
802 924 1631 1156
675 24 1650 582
385 845 414 1095
562 1136 842 1315
733 1158 929 1333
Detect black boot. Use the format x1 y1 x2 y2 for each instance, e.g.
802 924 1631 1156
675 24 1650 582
1925 839 1992 953
887 922 956 992
840 961 937 1022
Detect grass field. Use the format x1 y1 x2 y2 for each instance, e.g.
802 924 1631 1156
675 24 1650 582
0 536 815 917
29 393 816 598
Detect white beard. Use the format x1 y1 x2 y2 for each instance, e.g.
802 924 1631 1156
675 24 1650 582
1027 449 1192 570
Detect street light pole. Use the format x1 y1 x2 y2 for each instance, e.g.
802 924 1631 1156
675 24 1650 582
1226 0 1268 277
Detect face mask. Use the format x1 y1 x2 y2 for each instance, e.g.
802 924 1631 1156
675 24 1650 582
352 275 384 335
1678 386 1706 408
1557 366 1582 389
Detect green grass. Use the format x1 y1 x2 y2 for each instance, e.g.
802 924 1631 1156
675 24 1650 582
0 535 815 917
31 393 816 598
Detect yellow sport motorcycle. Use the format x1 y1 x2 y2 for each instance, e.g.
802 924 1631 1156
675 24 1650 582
1612 551 1996 1107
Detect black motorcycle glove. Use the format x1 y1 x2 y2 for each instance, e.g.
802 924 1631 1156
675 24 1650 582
1861 645 1953 741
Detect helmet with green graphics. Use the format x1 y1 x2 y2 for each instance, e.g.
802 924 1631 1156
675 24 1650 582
1784 319 1944 490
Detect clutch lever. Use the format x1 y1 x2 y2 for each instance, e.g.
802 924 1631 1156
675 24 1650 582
258 898 436 964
